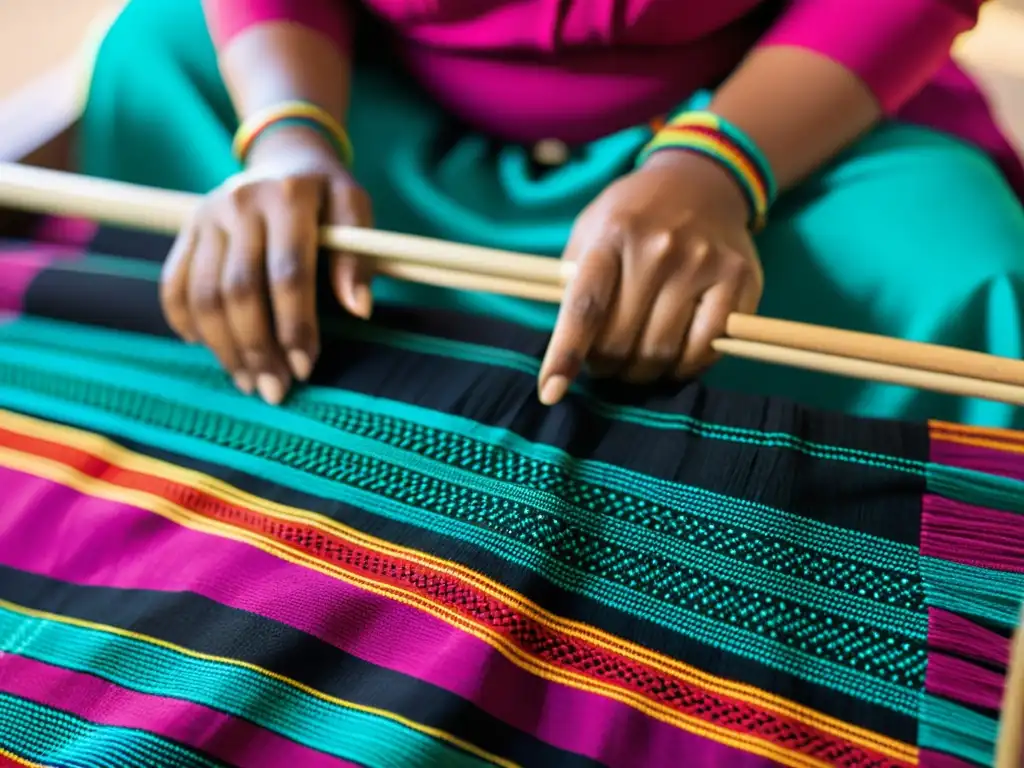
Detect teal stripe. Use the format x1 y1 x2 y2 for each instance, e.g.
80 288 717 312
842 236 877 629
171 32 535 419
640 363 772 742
918 695 999 767
0 365 922 716
0 692 220 768
921 556 1024 628
332 320 924 474
0 317 922 576
0 315 924 474
927 461 1024 515
0 605 492 768
39 253 164 282
0 335 925 638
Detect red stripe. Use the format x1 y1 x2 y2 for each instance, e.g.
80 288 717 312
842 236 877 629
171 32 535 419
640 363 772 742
0 423 914 767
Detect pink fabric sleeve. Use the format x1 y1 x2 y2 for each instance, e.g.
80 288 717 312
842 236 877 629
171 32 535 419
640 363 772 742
202 0 352 51
758 0 982 113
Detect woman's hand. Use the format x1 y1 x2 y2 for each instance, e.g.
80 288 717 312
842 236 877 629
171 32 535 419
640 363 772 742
537 152 764 405
160 126 373 404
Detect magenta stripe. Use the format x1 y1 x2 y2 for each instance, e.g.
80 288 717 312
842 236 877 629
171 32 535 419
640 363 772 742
924 652 1005 711
927 608 1011 668
31 217 99 247
930 435 1024 482
921 494 1024 573
0 465 763 768
0 250 67 313
0 654 356 768
919 750 985 768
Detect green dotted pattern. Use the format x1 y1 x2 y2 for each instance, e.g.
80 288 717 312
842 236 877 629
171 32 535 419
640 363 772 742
0 318 930 716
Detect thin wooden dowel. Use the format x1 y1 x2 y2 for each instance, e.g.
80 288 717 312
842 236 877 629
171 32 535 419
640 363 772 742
726 313 1024 389
372 260 564 303
0 162 568 285
996 602 1024 768
5 162 1024 407
712 338 1024 406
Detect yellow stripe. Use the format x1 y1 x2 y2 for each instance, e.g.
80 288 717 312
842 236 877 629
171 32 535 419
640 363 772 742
647 130 767 212
0 408 918 764
0 443 831 768
0 598 516 768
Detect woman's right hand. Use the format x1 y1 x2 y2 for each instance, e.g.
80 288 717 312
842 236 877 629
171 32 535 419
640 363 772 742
160 125 373 404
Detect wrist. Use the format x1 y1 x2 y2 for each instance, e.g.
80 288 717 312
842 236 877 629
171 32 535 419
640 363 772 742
246 124 346 170
641 150 751 226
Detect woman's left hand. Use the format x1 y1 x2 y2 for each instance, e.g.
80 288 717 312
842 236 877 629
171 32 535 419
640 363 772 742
538 151 764 405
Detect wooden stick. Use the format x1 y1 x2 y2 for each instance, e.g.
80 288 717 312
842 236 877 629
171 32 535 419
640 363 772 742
997 601 1024 768
726 314 1024 388
5 163 1024 405
371 260 564 303
712 338 1024 406
0 162 569 286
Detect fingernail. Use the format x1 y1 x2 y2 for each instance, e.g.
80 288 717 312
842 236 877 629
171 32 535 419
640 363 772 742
352 285 373 320
256 373 286 405
233 372 254 395
539 375 569 406
287 350 313 381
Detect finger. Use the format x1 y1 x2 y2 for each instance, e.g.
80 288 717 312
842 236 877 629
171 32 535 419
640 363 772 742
538 242 619 406
187 227 247 386
220 213 291 404
590 231 673 376
624 278 696 383
326 180 374 319
264 192 321 385
675 281 746 379
330 252 374 320
160 227 199 342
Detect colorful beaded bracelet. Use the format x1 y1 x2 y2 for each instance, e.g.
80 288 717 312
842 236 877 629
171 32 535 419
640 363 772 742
637 110 777 231
232 100 354 168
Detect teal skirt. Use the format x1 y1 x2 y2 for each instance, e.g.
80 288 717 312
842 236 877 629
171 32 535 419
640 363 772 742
81 0 1024 426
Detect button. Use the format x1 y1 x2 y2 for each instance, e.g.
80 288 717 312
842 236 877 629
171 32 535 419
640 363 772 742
531 139 570 168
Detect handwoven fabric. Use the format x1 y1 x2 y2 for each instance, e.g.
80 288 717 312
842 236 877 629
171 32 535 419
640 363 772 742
0 226 1021 768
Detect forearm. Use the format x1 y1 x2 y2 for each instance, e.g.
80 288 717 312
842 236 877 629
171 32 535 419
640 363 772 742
707 0 981 191
201 0 354 149
708 46 881 191
216 23 352 126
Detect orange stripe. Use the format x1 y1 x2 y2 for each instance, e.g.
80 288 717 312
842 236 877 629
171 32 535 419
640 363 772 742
0 408 918 766
930 419 1024 447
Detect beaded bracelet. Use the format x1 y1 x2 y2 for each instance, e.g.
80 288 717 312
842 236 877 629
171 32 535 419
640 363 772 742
637 110 777 231
232 100 355 168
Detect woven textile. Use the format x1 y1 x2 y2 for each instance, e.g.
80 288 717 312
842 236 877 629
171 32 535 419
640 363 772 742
0 226 1021 768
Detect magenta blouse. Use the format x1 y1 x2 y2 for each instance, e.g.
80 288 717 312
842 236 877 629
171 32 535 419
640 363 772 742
203 0 1024 199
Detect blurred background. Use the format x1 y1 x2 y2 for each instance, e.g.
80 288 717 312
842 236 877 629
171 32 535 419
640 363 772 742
0 0 1021 147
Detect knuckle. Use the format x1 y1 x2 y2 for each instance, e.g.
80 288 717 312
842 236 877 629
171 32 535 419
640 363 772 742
644 343 678 364
720 253 755 283
223 182 257 212
276 175 313 203
221 262 263 301
604 212 640 243
565 290 608 326
278 320 314 350
191 284 224 314
641 230 675 263
268 252 309 290
685 238 712 268
594 339 631 363
330 181 372 223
